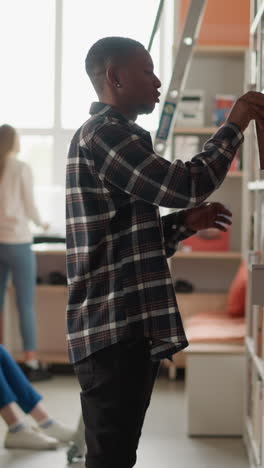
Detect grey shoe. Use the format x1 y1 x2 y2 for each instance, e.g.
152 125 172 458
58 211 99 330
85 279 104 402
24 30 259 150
4 426 58 450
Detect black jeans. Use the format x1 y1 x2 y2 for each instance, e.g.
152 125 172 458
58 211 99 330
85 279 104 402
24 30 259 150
74 338 159 468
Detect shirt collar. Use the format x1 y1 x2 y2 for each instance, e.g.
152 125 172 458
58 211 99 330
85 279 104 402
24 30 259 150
89 102 151 140
89 102 128 123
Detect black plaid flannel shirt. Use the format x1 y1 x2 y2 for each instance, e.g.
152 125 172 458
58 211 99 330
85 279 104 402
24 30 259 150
66 102 243 364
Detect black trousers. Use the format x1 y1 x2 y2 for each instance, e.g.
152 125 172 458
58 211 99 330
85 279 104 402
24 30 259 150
74 338 159 468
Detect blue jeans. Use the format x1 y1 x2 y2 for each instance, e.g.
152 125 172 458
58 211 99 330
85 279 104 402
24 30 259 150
0 345 42 412
0 243 37 351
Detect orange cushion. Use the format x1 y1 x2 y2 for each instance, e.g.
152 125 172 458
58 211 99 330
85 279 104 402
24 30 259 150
226 261 247 318
185 312 245 343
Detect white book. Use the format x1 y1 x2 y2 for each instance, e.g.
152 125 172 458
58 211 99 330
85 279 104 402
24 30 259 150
174 136 199 163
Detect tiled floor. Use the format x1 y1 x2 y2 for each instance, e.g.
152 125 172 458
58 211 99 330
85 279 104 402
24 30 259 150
0 373 249 468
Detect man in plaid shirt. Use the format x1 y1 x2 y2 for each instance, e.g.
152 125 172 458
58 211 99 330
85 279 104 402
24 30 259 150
66 37 264 468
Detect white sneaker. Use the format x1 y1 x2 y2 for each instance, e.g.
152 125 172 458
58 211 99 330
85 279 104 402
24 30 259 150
4 426 59 450
41 421 75 443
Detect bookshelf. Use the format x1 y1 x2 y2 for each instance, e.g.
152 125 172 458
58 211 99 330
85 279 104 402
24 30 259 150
173 251 241 259
244 1 264 467
170 123 243 294
173 126 218 135
168 4 249 369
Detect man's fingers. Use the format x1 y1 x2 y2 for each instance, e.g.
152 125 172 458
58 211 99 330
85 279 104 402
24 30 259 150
221 214 232 221
219 209 232 218
217 213 232 223
251 104 264 120
240 91 264 106
214 221 228 232
215 215 232 226
209 202 232 218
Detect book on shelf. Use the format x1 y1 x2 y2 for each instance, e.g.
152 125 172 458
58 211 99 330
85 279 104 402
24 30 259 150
251 265 264 306
253 122 264 179
247 358 253 420
255 121 264 171
253 209 259 252
174 135 199 163
262 307 264 362
252 376 263 464
247 250 261 267
176 89 205 127
252 305 263 357
260 202 264 262
212 94 236 126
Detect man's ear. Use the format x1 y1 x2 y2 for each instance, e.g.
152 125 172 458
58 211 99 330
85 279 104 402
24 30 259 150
106 65 122 89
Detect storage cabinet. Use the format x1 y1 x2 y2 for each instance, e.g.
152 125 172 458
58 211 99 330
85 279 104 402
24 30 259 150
186 344 245 436
3 244 68 363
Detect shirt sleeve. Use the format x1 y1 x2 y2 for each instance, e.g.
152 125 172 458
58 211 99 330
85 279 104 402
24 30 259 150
20 163 44 227
161 210 196 258
86 121 243 209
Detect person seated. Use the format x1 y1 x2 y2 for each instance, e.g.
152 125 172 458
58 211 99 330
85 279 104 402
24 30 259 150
0 344 74 450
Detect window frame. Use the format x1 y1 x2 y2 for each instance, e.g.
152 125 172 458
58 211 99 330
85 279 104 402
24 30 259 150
16 0 174 186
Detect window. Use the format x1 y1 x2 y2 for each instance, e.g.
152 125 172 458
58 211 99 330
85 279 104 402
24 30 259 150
0 0 55 128
61 0 161 131
1 0 171 234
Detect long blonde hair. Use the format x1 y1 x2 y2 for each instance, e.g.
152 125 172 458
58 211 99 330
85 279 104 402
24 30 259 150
0 124 17 181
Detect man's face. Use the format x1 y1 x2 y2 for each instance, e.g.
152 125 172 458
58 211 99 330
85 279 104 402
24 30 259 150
117 48 161 116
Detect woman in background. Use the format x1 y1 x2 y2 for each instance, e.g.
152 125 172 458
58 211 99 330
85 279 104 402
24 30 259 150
0 124 49 381
0 344 74 450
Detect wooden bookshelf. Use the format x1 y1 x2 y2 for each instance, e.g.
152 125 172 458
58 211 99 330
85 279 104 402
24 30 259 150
173 126 217 135
186 343 244 354
227 170 243 178
194 45 248 55
174 251 241 259
244 2 264 465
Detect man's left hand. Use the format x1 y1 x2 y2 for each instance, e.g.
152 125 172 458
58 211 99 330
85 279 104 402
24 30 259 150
183 202 232 232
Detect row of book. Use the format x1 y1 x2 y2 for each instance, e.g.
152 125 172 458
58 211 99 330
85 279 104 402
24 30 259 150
252 305 264 358
176 90 236 127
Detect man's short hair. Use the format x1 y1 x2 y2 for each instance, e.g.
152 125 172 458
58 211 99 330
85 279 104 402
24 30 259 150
85 36 144 93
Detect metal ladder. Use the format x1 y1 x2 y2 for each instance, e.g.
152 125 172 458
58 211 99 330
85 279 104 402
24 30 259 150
154 0 207 155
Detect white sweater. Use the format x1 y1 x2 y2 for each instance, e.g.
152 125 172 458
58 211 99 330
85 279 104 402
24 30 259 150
0 157 44 243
